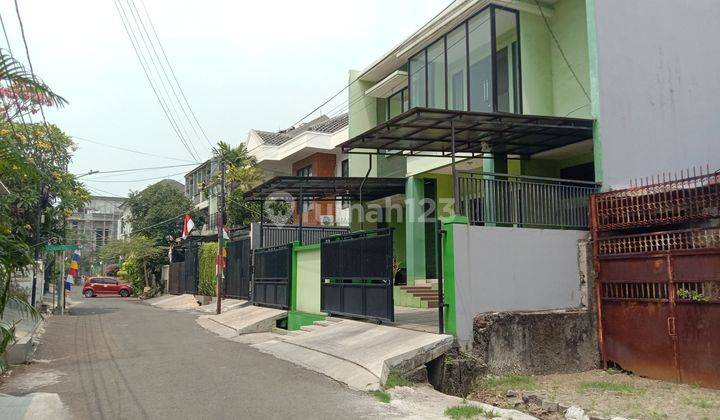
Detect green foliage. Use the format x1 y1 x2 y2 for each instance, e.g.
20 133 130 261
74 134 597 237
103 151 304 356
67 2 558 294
579 381 640 394
371 390 391 404
99 236 165 290
476 375 537 395
198 242 217 296
118 256 144 294
677 288 707 302
125 181 196 244
213 142 263 228
384 373 413 389
445 404 497 419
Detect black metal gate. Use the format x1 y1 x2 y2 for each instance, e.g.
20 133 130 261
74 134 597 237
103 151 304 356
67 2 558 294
320 228 394 322
252 243 292 309
181 243 199 294
168 261 184 294
225 238 251 299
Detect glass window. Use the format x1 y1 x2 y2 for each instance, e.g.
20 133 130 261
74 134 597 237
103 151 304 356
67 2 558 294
401 87 409 111
427 38 445 109
388 90 403 119
494 8 520 113
409 51 426 108
296 165 312 213
468 9 492 112
446 24 468 111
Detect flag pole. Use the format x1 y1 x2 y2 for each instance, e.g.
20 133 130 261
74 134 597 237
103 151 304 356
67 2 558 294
216 158 226 315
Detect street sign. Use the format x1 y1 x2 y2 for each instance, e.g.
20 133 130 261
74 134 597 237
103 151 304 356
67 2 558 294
46 244 81 251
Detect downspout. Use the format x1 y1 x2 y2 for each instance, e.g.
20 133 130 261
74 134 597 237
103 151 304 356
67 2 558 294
359 154 372 231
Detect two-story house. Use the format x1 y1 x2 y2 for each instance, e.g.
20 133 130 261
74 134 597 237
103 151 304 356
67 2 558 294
245 113 350 226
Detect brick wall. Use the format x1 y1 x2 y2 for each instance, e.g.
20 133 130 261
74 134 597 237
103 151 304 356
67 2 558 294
292 153 336 226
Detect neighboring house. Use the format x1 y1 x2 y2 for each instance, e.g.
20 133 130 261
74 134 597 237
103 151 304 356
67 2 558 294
246 113 350 226
68 196 125 275
116 200 132 240
184 159 219 236
339 0 720 343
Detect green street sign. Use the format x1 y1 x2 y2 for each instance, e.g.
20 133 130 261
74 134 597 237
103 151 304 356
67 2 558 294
46 244 81 251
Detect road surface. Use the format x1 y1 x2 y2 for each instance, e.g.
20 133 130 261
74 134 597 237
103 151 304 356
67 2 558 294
0 291 391 419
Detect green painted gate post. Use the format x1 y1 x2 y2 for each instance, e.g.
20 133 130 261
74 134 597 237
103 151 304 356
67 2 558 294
440 215 468 336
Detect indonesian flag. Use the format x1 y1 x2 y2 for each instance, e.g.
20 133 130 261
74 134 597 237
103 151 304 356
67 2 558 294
182 213 195 239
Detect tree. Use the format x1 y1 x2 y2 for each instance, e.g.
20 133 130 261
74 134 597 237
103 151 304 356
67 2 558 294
125 181 201 244
212 141 263 227
100 236 164 290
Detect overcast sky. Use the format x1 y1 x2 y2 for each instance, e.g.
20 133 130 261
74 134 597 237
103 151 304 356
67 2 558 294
1 0 445 196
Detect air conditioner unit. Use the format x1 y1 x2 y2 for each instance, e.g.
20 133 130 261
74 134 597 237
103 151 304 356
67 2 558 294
319 215 334 226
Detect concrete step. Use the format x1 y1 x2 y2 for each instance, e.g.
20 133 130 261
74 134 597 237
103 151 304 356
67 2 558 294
313 320 334 327
271 327 289 335
419 296 439 301
426 301 439 308
411 291 439 296
399 286 433 291
300 325 322 333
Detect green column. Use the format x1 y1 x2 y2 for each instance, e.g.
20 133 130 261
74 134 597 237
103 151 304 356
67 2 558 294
405 176 425 285
440 215 468 336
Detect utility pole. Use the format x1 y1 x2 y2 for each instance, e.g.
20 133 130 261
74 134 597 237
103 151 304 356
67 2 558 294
216 158 226 315
31 182 47 307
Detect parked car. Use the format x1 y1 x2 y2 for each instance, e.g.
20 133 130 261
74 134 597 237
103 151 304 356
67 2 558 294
83 277 132 298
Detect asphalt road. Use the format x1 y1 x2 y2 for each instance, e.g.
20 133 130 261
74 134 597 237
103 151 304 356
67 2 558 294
0 292 391 419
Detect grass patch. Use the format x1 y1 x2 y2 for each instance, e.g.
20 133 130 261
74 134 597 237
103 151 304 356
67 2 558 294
384 373 413 389
372 390 391 403
445 404 497 419
579 381 639 394
476 375 537 394
684 396 716 409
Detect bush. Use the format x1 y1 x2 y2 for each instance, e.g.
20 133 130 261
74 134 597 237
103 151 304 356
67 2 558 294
119 256 144 295
198 243 217 296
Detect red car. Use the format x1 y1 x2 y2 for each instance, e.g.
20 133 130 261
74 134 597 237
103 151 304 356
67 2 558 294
83 277 132 298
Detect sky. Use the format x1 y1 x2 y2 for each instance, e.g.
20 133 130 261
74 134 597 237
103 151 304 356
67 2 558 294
0 0 446 197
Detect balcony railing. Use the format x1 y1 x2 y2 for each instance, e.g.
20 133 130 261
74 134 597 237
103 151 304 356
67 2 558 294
458 172 600 230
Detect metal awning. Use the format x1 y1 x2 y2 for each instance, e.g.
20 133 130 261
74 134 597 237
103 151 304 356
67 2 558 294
243 176 406 202
339 107 594 157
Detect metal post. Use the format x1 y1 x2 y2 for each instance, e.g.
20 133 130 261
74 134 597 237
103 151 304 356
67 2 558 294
298 185 304 245
436 220 445 335
450 119 460 213
31 182 46 307
259 200 264 248
216 159 226 315
359 154 372 231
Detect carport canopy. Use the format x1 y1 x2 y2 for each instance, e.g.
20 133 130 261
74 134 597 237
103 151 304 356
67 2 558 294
338 107 594 157
243 176 406 202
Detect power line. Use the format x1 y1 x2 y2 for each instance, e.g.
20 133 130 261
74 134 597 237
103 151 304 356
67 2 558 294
71 135 196 163
72 162 197 177
123 0 201 159
83 170 187 183
112 0 201 162
137 0 213 149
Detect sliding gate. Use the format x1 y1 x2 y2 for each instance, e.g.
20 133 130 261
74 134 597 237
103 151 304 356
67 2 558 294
252 243 292 309
320 229 394 323
168 244 198 295
224 238 251 299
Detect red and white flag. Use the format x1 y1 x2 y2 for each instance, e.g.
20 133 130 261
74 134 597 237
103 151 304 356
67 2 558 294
182 213 195 239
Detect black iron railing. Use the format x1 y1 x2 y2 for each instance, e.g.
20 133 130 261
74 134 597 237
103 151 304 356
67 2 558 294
458 172 599 229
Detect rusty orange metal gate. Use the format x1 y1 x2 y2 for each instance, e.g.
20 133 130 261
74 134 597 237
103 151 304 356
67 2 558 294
590 169 720 388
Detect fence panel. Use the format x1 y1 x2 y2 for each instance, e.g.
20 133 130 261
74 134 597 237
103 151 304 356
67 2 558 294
181 243 199 294
320 229 394 322
252 243 292 309
224 238 251 299
260 225 350 248
168 262 184 295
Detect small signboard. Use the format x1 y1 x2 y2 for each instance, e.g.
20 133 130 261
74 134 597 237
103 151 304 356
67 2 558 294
46 244 81 251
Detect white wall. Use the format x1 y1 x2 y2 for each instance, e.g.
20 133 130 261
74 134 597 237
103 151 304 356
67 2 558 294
591 0 720 188
453 225 586 343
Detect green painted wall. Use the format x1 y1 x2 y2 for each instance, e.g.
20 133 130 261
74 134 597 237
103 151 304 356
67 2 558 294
405 177 425 284
585 0 603 183
519 12 554 115
294 244 323 315
549 0 591 118
348 69 378 178
440 215 467 335
288 311 326 331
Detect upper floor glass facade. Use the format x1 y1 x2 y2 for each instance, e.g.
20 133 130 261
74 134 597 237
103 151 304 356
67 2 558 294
408 5 521 114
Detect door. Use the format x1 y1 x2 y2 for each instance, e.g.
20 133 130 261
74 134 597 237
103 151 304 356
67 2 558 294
93 278 111 294
423 179 438 279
